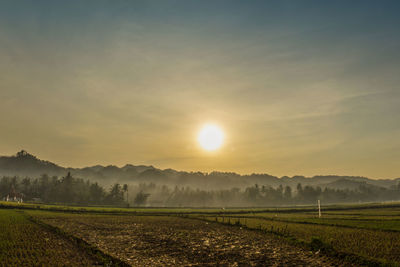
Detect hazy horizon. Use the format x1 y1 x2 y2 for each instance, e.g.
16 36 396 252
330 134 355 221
1 1 400 179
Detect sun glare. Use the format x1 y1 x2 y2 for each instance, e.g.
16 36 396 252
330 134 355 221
198 124 224 151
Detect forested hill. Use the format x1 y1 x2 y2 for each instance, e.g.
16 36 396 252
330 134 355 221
1 151 399 190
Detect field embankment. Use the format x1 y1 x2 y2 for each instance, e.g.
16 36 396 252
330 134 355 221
0 210 102 266
191 206 400 266
2 202 400 266
28 211 346 266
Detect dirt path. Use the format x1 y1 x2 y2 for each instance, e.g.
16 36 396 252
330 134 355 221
36 214 351 266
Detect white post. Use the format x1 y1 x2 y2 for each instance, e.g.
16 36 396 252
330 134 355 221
318 199 321 218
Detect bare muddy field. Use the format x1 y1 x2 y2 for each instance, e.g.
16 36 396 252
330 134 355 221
33 213 348 266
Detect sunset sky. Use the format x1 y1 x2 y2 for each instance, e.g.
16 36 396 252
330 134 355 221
1 1 399 179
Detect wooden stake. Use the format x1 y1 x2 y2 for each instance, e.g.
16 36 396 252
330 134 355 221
318 199 321 218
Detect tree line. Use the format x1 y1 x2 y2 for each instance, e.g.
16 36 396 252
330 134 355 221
128 182 400 207
1 173 400 207
0 173 127 206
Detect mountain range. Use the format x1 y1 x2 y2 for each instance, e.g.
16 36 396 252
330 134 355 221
1 150 399 190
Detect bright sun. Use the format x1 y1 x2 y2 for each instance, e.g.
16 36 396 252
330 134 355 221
198 124 224 151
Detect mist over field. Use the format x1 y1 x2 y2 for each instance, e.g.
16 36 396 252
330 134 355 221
1 151 399 207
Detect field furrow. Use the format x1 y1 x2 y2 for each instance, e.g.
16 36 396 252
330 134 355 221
0 210 100 266
33 213 349 267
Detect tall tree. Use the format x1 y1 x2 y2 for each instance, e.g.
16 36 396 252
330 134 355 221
133 191 150 206
123 184 129 206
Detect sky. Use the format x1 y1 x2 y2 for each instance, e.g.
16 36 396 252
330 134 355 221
1 1 399 179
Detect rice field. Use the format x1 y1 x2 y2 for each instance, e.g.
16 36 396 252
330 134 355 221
1 202 400 266
192 206 400 265
0 210 101 266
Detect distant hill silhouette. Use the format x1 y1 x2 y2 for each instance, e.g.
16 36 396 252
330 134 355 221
0 151 399 190
320 178 372 190
0 150 64 177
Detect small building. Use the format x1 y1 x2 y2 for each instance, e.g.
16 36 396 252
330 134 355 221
4 186 24 203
